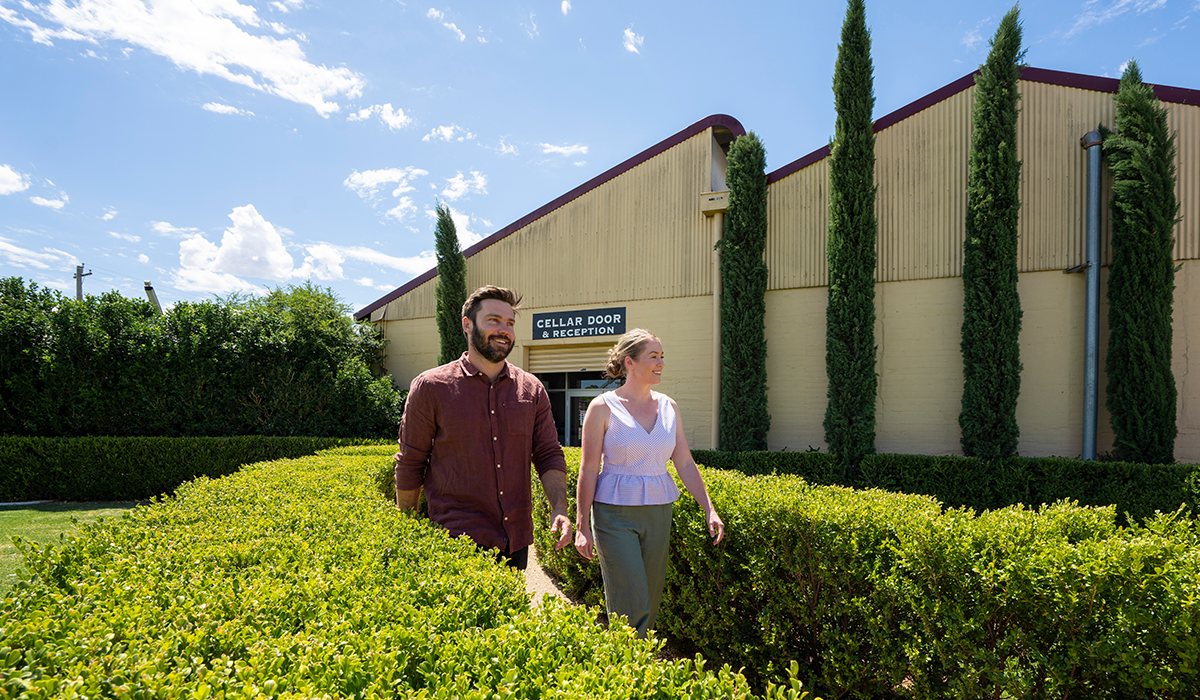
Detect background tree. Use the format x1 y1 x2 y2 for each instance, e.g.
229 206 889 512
434 202 469 364
0 278 404 438
1104 61 1180 464
718 132 771 451
824 0 878 475
959 5 1025 460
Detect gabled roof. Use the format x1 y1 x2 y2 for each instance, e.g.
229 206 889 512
355 114 746 320
357 68 1200 321
766 66 1200 184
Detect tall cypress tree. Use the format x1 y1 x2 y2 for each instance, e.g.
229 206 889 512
434 203 468 365
1104 61 1180 464
719 132 771 452
959 6 1025 460
824 0 877 473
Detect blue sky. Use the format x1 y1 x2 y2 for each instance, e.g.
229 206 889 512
1 0 1195 313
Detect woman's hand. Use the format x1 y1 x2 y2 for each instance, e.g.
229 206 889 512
707 508 725 545
575 524 595 560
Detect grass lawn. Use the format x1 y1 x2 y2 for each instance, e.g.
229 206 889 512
0 502 141 592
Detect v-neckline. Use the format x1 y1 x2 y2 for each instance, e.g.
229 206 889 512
612 392 658 435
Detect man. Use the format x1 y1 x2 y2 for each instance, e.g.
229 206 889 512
394 285 572 569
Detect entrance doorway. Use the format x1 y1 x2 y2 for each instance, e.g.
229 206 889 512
537 370 621 446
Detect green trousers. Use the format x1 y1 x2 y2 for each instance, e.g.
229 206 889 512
591 501 674 638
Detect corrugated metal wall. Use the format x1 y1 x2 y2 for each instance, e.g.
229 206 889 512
378 130 715 321
766 79 1199 290
1172 102 1200 261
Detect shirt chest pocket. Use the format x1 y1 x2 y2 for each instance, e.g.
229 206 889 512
503 399 535 437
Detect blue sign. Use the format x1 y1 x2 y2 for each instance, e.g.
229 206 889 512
533 307 626 339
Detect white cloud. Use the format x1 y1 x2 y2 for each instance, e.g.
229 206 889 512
346 103 412 130
0 235 76 270
138 253 150 263
422 124 475 142
961 16 992 50
203 102 254 116
344 166 427 200
427 8 465 40
561 0 570 16
344 166 428 221
102 206 117 220
441 171 487 201
0 165 30 195
31 195 68 209
497 138 518 155
539 142 588 156
110 231 141 242
623 27 643 53
152 221 201 235
1066 0 1168 38
0 0 364 117
573 161 586 167
522 12 538 38
355 277 397 291
172 204 307 292
298 243 438 279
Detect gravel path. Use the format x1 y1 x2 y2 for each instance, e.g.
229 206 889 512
525 543 573 607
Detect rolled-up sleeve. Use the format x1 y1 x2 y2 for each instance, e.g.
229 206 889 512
396 376 434 491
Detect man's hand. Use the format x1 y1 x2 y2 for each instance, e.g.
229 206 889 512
549 511 573 550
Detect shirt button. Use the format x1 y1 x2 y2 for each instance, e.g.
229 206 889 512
504 517 508 521
496 464 501 468
500 491 504 495
493 436 497 441
491 410 494 414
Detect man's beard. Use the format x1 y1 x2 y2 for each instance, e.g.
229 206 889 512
471 325 512 363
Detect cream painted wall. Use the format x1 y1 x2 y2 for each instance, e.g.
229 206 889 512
382 263 1199 462
764 263 1200 462
379 316 439 392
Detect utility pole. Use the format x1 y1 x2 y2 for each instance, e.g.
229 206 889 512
144 280 164 315
74 264 92 300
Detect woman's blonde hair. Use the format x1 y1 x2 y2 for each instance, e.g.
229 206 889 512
605 328 660 378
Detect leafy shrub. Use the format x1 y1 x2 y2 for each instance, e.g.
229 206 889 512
0 446 786 699
533 449 1200 697
0 278 405 438
0 436 389 502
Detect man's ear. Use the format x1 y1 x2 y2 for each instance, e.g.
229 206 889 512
462 315 471 335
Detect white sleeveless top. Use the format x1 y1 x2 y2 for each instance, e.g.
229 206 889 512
593 391 681 506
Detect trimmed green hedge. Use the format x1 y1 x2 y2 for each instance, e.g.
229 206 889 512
0 436 390 502
692 449 1200 526
533 449 1200 698
1 446 800 699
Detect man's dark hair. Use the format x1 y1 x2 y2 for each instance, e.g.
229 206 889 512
461 285 523 325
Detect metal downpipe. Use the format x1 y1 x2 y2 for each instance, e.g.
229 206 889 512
1081 130 1103 460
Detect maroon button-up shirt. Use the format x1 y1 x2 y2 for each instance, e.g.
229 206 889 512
395 354 566 552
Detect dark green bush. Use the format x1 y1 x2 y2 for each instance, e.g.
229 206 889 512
692 449 1199 526
1 446 781 699
0 436 389 501
860 452 1199 525
0 278 405 438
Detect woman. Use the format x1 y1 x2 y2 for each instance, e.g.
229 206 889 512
574 328 725 638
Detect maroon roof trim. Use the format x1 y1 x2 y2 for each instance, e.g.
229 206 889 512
767 66 1200 185
356 114 746 320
